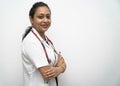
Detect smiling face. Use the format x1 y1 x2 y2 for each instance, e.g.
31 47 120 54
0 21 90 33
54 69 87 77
30 6 51 34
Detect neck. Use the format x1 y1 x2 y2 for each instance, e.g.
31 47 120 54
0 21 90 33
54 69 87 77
38 31 46 40
33 26 46 40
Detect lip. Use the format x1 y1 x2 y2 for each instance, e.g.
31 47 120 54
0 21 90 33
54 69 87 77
42 25 48 28
41 25 49 29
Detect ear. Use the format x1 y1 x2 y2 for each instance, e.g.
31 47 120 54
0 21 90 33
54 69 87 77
29 16 33 25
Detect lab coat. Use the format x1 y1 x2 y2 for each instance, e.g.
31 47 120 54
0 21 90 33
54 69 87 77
21 28 58 86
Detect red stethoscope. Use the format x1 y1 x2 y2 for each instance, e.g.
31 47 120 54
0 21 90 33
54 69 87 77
31 29 58 64
31 29 59 86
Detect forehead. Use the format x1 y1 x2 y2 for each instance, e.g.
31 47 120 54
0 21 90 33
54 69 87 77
35 6 50 15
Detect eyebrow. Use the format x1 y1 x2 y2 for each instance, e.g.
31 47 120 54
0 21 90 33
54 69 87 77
39 12 50 15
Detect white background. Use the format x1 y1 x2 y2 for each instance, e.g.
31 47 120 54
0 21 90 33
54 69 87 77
0 0 120 86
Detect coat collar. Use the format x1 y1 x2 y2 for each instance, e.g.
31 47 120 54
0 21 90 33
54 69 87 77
32 27 50 47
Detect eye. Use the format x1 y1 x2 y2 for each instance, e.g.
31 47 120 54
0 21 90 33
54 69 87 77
46 15 51 19
38 15 44 19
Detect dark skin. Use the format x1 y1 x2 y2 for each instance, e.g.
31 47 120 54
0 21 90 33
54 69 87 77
39 53 66 80
30 6 66 80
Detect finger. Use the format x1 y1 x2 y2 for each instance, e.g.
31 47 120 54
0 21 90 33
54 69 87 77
45 67 55 75
48 72 56 78
45 67 54 73
44 71 56 79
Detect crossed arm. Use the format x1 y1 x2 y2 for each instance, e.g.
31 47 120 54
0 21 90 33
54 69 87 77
38 53 66 80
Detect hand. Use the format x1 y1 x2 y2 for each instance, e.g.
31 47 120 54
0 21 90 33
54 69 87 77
43 67 62 80
56 52 66 73
56 52 64 67
38 52 66 80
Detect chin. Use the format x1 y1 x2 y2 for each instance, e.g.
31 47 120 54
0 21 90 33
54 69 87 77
44 27 48 29
43 29 48 32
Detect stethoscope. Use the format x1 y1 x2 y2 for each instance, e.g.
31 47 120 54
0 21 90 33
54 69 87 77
31 29 58 65
31 29 59 86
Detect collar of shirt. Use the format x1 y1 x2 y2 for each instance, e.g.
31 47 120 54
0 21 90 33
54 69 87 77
32 27 50 47
32 27 47 42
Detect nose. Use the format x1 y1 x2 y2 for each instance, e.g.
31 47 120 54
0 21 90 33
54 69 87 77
43 17 48 22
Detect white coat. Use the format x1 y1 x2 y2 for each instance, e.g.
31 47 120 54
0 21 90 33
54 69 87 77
21 27 58 86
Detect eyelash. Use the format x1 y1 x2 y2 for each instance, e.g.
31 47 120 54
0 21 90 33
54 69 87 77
38 15 50 19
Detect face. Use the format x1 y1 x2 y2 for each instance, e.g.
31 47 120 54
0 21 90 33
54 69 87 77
30 6 51 33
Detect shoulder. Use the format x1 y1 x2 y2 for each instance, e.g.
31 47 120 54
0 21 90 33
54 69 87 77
21 31 44 56
22 31 40 49
22 31 37 43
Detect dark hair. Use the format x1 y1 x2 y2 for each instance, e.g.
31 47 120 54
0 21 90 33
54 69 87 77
29 2 51 18
22 26 32 41
22 2 50 41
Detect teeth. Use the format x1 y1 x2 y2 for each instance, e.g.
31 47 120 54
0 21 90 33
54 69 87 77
41 25 48 28
42 24 48 26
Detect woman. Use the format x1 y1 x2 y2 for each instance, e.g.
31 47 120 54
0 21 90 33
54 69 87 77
21 2 66 86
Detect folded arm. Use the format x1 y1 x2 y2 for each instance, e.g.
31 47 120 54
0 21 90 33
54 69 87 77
38 53 66 80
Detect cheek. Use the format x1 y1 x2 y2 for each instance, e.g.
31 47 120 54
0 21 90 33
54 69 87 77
33 21 41 28
34 20 42 26
49 20 51 24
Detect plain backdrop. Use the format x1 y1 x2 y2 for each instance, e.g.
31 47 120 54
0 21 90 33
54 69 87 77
0 0 120 86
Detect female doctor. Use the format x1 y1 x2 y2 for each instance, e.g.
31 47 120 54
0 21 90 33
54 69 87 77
21 2 66 86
